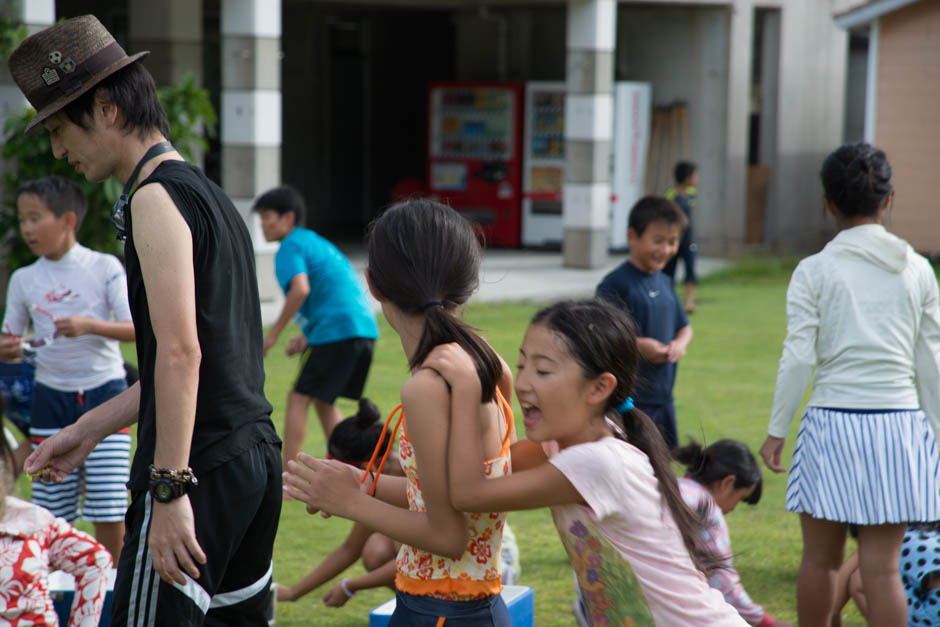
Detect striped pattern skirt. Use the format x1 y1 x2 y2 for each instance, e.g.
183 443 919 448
785 407 940 524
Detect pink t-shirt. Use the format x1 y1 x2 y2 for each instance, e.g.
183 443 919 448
549 437 746 626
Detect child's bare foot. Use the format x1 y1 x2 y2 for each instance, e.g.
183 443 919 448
684 298 696 314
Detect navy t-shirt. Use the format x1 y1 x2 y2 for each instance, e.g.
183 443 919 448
596 261 688 406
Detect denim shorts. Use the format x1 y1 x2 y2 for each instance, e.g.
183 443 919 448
389 591 511 626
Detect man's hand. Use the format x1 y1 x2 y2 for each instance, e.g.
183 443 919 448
263 332 278 357
148 496 207 584
759 435 787 473
0 334 23 361
25 422 98 481
53 316 93 338
285 335 307 357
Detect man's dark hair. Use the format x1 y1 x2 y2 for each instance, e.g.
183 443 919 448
63 62 170 139
252 185 306 225
18 176 87 231
674 161 698 185
628 195 687 236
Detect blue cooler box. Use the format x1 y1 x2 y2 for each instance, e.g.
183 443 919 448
50 569 115 626
369 585 534 627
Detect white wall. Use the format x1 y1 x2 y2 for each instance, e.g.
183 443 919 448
765 0 848 251
615 5 731 251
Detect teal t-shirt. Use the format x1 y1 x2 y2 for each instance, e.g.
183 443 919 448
275 228 378 345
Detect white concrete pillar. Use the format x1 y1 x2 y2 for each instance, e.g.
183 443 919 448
220 0 282 310
723 0 753 253
563 0 616 269
0 0 54 122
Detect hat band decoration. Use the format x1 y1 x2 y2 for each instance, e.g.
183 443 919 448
30 41 125 113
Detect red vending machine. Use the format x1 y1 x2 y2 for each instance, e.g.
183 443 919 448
427 81 524 247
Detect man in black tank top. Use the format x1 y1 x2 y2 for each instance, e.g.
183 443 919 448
10 16 281 626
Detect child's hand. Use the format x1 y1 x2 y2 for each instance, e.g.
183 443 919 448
322 582 352 607
262 332 278 357
636 337 669 364
283 454 362 518
759 435 787 473
54 316 90 337
0 334 23 360
423 343 480 392
666 340 686 363
275 583 295 603
285 335 307 356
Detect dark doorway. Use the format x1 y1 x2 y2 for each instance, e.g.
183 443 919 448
282 3 455 240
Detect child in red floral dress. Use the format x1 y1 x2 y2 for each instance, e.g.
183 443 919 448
0 405 112 626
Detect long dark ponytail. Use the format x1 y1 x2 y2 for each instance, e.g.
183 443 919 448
367 199 502 402
531 299 719 574
673 438 763 505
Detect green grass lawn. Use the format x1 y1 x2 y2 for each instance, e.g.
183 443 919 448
66 259 868 625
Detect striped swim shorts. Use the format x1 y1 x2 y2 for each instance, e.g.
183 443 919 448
30 378 130 523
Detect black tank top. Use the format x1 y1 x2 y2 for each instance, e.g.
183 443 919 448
124 160 276 490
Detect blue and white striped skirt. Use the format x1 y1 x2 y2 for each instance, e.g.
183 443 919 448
785 407 940 524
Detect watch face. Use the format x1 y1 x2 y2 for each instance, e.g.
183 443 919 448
153 480 174 502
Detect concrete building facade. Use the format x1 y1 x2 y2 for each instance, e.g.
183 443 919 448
2 0 852 294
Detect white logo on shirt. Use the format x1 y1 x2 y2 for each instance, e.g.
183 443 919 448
648 290 660 298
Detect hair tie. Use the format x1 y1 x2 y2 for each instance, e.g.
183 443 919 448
616 397 634 414
422 300 442 311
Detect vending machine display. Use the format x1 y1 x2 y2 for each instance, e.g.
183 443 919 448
521 81 651 250
428 82 524 247
522 82 566 248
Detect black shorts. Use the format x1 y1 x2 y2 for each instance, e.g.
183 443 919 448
111 438 282 626
295 337 374 403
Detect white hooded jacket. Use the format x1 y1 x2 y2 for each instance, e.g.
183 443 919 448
769 224 940 439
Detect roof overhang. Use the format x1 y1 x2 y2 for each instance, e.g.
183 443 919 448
834 0 921 29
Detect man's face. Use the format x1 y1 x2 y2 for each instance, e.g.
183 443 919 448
42 110 114 183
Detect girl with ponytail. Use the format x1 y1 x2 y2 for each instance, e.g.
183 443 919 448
674 439 792 627
425 299 746 625
276 398 402 607
284 199 515 626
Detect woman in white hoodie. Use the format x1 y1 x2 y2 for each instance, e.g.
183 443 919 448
759 142 940 627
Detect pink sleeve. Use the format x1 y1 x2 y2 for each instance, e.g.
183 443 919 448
46 517 113 627
700 506 765 625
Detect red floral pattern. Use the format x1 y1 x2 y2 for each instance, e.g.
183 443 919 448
396 405 513 601
0 497 112 626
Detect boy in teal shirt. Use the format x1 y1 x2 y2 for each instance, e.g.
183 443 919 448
254 186 378 469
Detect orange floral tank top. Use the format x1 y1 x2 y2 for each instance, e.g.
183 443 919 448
394 388 514 600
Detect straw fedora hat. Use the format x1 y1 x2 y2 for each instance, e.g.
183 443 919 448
7 14 149 135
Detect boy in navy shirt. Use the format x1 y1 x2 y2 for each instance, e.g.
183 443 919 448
596 196 692 448
254 186 378 469
664 161 699 313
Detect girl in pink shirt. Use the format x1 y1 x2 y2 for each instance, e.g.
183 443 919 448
426 299 746 626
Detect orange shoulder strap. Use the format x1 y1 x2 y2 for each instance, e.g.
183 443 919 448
361 404 404 496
